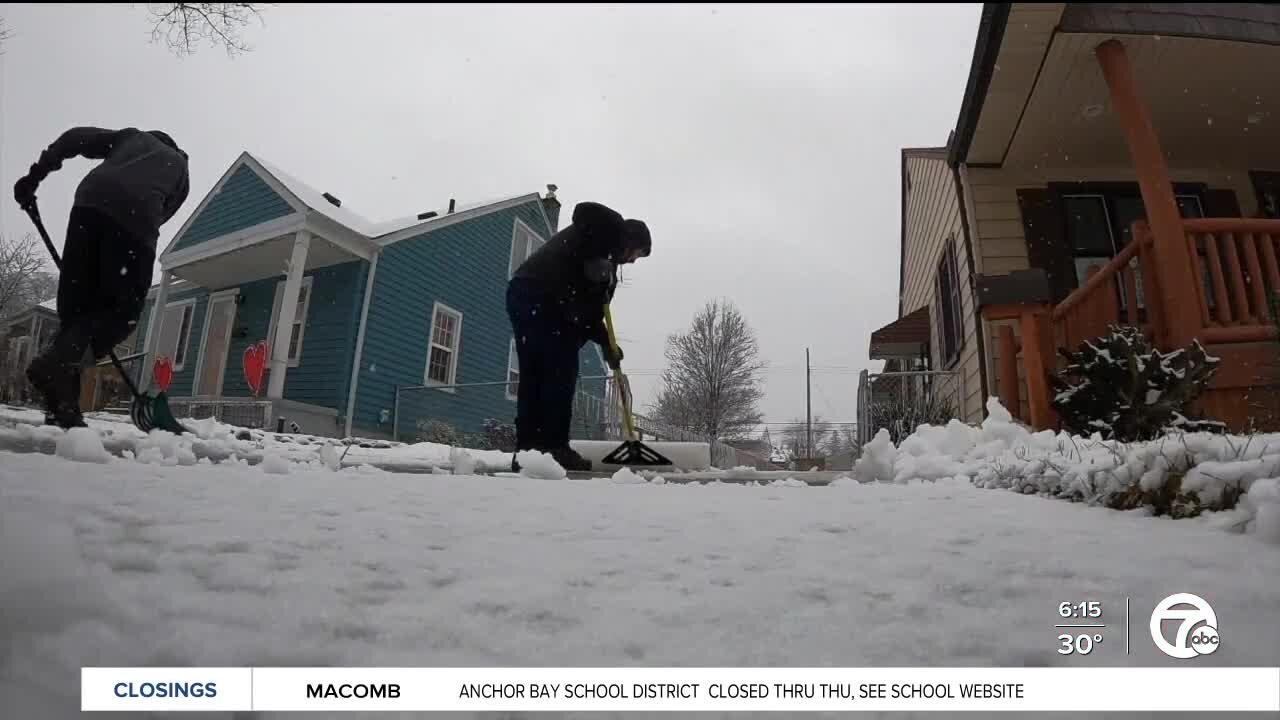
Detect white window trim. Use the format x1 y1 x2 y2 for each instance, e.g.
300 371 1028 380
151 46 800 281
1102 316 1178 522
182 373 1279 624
160 298 198 372
424 301 463 389
191 288 240 397
506 338 520 401
266 275 314 369
508 218 546 278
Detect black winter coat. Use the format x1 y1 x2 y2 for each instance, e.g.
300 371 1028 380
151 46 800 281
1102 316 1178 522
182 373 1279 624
510 201 628 346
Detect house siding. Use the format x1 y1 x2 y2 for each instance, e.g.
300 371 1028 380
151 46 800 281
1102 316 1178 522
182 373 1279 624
352 200 606 438
901 154 984 423
169 165 295 253
962 163 1258 422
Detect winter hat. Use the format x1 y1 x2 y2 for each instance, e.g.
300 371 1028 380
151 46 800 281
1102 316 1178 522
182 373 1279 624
623 219 651 257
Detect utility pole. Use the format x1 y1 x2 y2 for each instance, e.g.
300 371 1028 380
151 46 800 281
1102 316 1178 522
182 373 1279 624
806 347 812 461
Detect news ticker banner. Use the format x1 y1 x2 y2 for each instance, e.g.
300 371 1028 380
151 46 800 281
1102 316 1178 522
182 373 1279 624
84 666 1279 713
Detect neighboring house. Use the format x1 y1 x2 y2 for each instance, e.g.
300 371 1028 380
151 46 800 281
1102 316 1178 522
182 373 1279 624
133 152 607 439
0 299 58 404
868 2 1280 432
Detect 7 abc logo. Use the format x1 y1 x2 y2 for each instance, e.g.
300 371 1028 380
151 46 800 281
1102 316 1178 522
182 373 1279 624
1150 593 1220 659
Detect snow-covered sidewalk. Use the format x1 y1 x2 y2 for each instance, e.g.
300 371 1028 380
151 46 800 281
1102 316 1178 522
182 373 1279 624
2 448 1277 719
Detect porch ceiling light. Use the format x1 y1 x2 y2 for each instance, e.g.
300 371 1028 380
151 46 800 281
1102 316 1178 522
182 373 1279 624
1081 104 1105 119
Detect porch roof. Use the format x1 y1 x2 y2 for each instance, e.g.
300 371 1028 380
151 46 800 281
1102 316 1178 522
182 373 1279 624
868 305 931 360
948 2 1280 171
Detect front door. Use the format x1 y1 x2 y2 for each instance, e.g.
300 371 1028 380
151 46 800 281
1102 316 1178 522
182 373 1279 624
1250 171 1280 218
196 291 238 396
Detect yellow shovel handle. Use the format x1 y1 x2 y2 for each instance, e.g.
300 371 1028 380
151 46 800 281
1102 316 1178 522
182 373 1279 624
603 304 636 440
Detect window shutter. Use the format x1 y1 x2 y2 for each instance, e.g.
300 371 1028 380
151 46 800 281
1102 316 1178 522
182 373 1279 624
1017 188 1075 303
1201 188 1241 218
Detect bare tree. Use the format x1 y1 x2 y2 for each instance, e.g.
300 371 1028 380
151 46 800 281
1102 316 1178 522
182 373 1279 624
651 299 766 441
780 416 834 460
0 234 55 321
146 3 269 56
0 17 12 52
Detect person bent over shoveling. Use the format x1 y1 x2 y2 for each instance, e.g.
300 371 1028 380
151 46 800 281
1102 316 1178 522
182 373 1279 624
13 127 190 428
507 201 651 472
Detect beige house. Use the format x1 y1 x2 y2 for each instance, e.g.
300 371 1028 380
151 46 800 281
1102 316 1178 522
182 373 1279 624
870 3 1280 430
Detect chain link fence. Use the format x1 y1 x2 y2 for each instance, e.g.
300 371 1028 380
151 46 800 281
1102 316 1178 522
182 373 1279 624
393 375 614 448
857 369 963 446
392 375 767 469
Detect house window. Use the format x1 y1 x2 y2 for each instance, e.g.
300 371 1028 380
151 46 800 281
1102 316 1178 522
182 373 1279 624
1061 192 1204 287
267 276 313 368
509 219 546 278
1062 192 1205 313
934 238 963 369
425 302 463 386
155 300 196 371
8 336 31 371
506 338 520 400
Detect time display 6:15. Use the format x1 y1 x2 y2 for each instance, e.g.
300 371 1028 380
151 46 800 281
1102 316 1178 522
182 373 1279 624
1059 601 1101 619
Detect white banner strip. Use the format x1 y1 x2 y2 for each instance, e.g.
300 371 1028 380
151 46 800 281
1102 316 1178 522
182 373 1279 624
83 667 1280 712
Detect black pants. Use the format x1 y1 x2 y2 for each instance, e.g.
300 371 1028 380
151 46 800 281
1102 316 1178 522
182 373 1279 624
506 279 584 452
40 206 153 400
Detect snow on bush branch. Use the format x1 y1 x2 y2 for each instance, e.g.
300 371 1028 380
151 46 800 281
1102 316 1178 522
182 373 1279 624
1050 325 1224 442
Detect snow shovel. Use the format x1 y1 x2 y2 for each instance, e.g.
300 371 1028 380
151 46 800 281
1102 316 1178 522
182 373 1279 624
23 202 186 435
600 304 672 467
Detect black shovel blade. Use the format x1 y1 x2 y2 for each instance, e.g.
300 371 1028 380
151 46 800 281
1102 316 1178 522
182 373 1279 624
601 440 673 467
131 391 185 435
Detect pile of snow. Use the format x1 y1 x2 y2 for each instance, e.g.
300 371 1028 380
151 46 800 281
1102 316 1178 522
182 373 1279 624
516 450 566 480
54 427 110 464
260 453 291 475
610 467 649 484
449 447 477 476
852 397 1280 544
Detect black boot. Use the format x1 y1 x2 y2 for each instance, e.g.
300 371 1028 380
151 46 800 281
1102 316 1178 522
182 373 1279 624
26 353 63 421
551 447 592 472
26 354 85 429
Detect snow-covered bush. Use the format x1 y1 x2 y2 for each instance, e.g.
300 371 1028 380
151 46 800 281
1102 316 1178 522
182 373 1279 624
1050 325 1224 442
850 397 1280 543
415 418 459 445
479 418 517 453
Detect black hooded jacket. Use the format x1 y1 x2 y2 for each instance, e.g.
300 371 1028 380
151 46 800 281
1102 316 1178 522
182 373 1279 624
26 127 190 249
511 201 634 345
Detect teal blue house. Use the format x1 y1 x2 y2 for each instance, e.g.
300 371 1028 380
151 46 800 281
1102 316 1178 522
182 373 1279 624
135 152 608 440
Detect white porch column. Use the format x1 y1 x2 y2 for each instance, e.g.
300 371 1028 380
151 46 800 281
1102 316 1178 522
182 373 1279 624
140 271 172 391
268 230 311 399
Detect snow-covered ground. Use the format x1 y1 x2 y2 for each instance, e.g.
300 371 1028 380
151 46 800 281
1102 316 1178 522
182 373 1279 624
2 400 1278 719
0 404 514 472
3 440 1279 719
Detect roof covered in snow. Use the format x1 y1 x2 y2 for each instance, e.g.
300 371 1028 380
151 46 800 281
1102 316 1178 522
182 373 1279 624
245 153 539 241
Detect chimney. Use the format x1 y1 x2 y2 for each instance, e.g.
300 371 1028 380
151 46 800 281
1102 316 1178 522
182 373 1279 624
417 211 438 221
322 192 341 208
542 183 561 232
447 198 456 214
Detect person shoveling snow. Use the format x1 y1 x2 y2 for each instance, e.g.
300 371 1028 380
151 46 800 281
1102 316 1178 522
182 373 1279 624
13 127 191 429
506 201 651 472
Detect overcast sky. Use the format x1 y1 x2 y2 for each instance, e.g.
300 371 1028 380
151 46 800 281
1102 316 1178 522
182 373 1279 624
0 3 980 428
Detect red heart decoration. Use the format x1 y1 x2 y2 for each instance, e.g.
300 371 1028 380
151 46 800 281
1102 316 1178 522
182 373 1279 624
243 341 269 396
153 355 174 393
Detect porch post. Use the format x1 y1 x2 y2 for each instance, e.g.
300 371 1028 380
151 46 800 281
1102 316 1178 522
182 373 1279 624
1095 39 1201 348
267 230 311 399
1019 308 1056 430
996 324 1021 421
141 271 172 391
